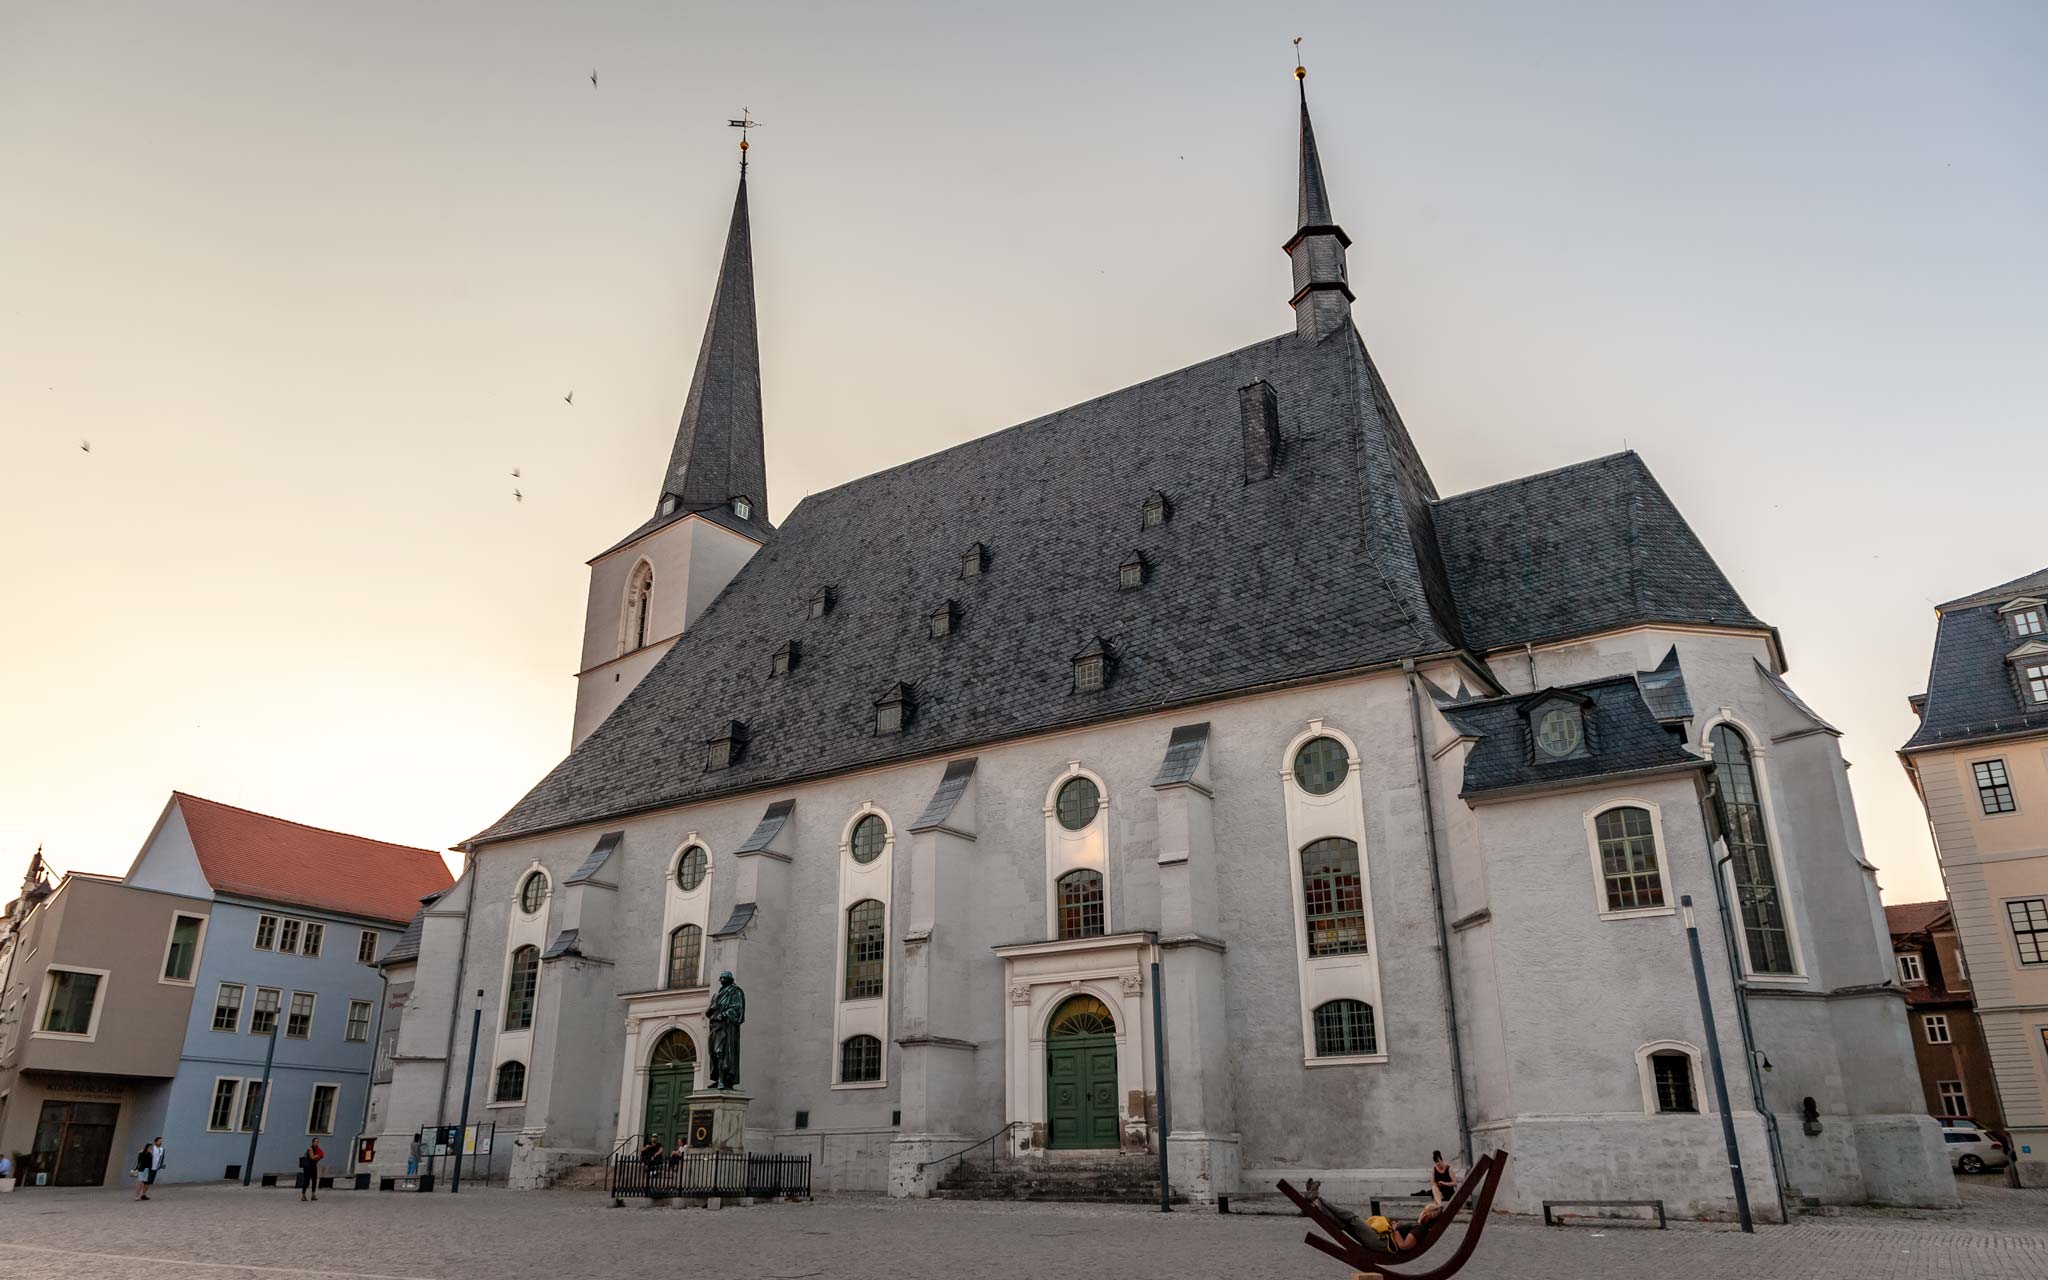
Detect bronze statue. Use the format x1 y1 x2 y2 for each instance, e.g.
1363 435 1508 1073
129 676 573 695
707 971 746 1089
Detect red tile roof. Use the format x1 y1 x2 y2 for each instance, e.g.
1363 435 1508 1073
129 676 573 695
1885 900 1951 939
175 792 453 926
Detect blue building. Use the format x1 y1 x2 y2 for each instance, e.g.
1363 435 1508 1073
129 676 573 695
124 793 452 1182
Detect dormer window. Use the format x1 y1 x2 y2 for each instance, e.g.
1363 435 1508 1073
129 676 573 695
1141 491 1171 529
1521 690 1593 761
705 720 749 771
1118 551 1148 592
2020 658 2048 706
771 640 799 677
809 587 835 619
960 543 987 578
875 683 913 735
730 495 753 520
1071 638 1111 694
660 492 680 517
928 601 959 639
2008 603 2046 638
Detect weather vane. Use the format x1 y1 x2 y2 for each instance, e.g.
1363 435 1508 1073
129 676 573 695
1294 36 1306 81
728 110 762 174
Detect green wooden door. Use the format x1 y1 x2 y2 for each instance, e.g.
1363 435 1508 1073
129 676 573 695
641 1030 696 1148
1046 995 1120 1150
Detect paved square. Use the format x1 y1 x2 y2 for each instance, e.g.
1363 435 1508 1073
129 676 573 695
4 1181 2045 1279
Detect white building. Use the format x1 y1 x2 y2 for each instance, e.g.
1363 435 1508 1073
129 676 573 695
372 72 1953 1217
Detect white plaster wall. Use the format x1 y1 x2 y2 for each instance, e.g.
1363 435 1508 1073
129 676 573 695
124 800 216 900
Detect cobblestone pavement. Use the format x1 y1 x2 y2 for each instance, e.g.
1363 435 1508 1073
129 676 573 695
4 1179 2044 1279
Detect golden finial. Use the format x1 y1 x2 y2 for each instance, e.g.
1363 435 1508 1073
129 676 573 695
728 110 760 175
1294 36 1306 80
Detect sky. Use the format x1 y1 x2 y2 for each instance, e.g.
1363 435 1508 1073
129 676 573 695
2 2 2043 905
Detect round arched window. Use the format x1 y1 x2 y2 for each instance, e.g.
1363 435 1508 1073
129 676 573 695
675 846 708 892
518 872 547 915
1055 777 1101 830
1293 736 1349 795
1048 994 1116 1037
1536 708 1582 758
850 814 888 865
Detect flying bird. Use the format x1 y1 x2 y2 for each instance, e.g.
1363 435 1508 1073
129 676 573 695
563 391 574 405
511 467 521 478
590 70 598 88
513 489 524 503
79 440 90 452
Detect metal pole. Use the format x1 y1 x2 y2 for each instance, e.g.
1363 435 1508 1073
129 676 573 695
241 1019 280 1186
1683 894 1753 1232
450 994 482 1193
1150 953 1171 1212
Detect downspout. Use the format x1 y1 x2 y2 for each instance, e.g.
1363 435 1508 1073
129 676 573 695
436 850 479 1131
1404 660 1473 1169
1693 773 1791 1223
353 964 390 1174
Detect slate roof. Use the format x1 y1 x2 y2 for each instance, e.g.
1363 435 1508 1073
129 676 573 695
1635 647 1693 723
1433 452 1768 656
175 792 454 926
564 831 623 885
1152 723 1211 787
910 759 977 832
660 174 770 525
1903 565 2048 751
378 889 446 966
1440 674 1706 800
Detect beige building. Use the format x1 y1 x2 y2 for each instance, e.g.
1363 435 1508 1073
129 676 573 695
1901 567 2048 1182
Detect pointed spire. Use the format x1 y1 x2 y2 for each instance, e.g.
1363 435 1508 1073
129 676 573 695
1284 57 1354 340
659 167 770 527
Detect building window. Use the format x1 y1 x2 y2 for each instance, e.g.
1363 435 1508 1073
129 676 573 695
2007 898 2048 965
845 900 885 1000
239 1080 268 1132
1119 552 1146 591
809 587 834 619
286 992 315 1039
841 1034 882 1083
1141 491 1171 528
277 918 302 955
1897 953 1924 983
307 1084 338 1135
519 872 547 915
875 684 911 735
1709 725 1796 975
254 914 278 950
771 640 798 677
1651 1051 1697 1113
208 1079 241 1132
928 601 958 638
1937 1080 1968 1117
731 495 753 520
251 987 282 1036
1535 706 1583 758
960 543 987 578
301 922 323 958
625 562 655 652
850 814 888 865
40 969 102 1036
667 925 703 989
1072 650 1106 694
495 1061 526 1103
1594 806 1666 912
1293 736 1349 796
505 946 540 1029
1056 869 1106 940
213 983 244 1032
676 845 709 891
163 914 204 981
2013 607 2046 637
1974 759 2018 814
2021 661 2048 705
1923 1014 1951 1045
346 999 372 1043
1055 776 1101 830
1311 999 1377 1058
358 930 379 964
1301 837 1368 957
706 721 748 771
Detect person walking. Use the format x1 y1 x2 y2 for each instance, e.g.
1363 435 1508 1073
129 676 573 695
298 1140 324 1202
132 1143 154 1201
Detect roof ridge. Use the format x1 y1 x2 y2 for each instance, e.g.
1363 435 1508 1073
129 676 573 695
174 791 444 858
1432 449 1638 507
1938 564 2048 612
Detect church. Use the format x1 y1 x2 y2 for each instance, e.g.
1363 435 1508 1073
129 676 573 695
369 70 1954 1217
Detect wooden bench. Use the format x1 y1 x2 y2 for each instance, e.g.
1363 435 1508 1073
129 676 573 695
1541 1199 1665 1229
1369 1194 1439 1218
258 1173 335 1190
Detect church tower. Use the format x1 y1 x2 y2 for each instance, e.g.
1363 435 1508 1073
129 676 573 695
571 163 771 746
1284 63 1355 341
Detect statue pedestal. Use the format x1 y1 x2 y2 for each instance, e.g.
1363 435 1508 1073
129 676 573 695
686 1088 753 1152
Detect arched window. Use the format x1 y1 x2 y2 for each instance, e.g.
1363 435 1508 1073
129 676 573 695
1637 1042 1703 1114
1055 776 1101 829
1049 995 1116 1036
1300 838 1368 957
845 900 885 1000
850 814 887 865
1594 806 1665 912
518 871 547 915
675 845 708 892
840 1034 882 1083
1708 725 1794 974
623 562 655 652
494 1060 526 1103
1293 736 1350 795
504 946 539 1030
666 925 702 989
1311 999 1377 1057
1056 869 1105 940
650 1029 695 1085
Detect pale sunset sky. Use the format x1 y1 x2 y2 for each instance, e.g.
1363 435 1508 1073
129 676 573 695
3 3 2043 904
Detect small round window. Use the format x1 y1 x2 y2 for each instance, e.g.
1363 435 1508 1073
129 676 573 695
1536 708 1582 758
518 871 547 915
1293 737 1350 795
675 846 708 892
850 814 888 865
1055 776 1101 830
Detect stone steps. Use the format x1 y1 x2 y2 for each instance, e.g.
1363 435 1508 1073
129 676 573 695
935 1154 1184 1205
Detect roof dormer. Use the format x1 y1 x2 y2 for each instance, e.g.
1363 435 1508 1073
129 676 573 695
2000 596 2046 639
1519 688 1594 762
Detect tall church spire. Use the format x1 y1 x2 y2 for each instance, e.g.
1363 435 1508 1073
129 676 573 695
1284 60 1354 341
660 166 770 526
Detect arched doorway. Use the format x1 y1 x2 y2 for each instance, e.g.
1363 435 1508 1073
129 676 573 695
1046 995 1118 1150
642 1030 697 1150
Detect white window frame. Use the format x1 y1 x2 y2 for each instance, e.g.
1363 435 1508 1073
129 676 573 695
212 981 245 1033
207 1077 244 1132
515 868 551 918
1582 798 1677 921
345 999 372 1043
358 930 379 964
254 914 278 951
32 965 111 1042
158 911 209 986
1635 1040 1710 1116
493 1059 528 1104
1701 711 1809 985
305 1081 341 1136
238 1078 274 1133
250 986 283 1036
285 991 316 1039
1897 953 1924 984
831 802 894 1090
277 918 302 955
301 921 324 958
1281 721 1388 1067
1936 1079 1968 1117
1923 1014 1951 1044
1042 765 1113 940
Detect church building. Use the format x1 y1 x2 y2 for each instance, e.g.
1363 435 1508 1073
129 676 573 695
373 71 1954 1217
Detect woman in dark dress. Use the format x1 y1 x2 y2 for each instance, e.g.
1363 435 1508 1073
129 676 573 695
1428 1150 1457 1205
298 1141 324 1201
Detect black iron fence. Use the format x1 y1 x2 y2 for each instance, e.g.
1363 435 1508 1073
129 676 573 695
609 1150 811 1201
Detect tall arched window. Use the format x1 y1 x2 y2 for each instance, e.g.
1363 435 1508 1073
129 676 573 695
1056 869 1105 940
504 945 539 1030
845 900 885 1000
494 1060 526 1103
1311 999 1377 1057
666 925 703 989
1708 725 1795 974
840 1034 882 1083
623 562 655 652
1300 838 1368 957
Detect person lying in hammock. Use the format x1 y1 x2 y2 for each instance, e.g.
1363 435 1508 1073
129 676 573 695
1303 1178 1445 1253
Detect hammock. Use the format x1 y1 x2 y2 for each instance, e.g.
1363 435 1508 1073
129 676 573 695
1277 1149 1507 1280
